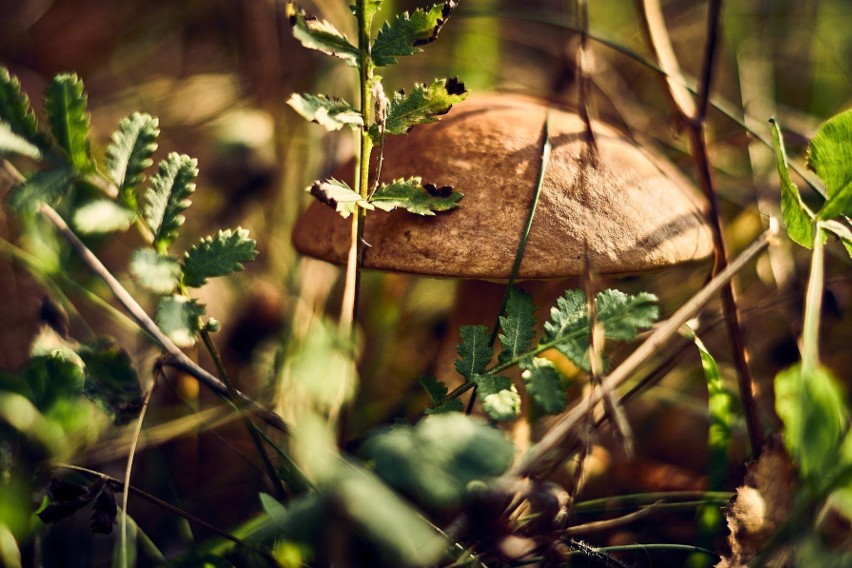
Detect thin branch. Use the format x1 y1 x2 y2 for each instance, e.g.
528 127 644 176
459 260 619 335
636 0 765 457
35 202 288 433
120 375 156 568
563 502 660 536
510 224 777 478
54 463 272 560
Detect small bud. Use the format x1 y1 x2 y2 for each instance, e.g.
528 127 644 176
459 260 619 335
204 318 221 333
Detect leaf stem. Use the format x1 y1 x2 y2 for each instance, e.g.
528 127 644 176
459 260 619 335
340 0 375 336
801 224 825 373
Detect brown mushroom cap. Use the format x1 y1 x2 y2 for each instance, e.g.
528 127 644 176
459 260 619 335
292 94 713 279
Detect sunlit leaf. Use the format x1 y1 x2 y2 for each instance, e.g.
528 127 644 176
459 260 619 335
287 93 363 131
308 178 372 219
0 66 40 142
45 74 93 173
775 363 848 481
808 109 852 219
374 78 467 139
130 249 181 294
156 295 204 347
474 374 520 421
183 228 258 288
370 177 462 216
287 3 359 67
0 120 41 159
595 289 658 341
143 153 197 252
769 118 815 247
372 1 458 66
106 112 159 209
822 219 852 260
521 358 567 414
72 199 136 234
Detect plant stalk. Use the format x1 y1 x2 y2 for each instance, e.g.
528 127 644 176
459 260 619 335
340 0 375 337
801 224 825 373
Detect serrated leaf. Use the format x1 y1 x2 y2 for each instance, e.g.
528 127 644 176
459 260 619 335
287 3 359 67
287 93 363 131
474 374 520 421
370 177 462 215
521 358 567 414
183 228 258 287
419 376 463 414
372 1 458 66
130 249 181 294
454 325 492 380
0 66 40 142
543 289 587 363
308 178 373 219
498 288 537 364
45 74 94 173
106 112 160 209
769 118 815 247
595 289 659 341
78 339 144 426
808 109 852 219
775 363 848 481
143 153 198 252
156 295 204 347
8 167 76 214
822 219 852 259
38 477 102 524
72 199 136 234
0 120 41 159
373 78 467 139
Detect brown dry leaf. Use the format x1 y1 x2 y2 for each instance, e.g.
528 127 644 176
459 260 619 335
717 438 796 568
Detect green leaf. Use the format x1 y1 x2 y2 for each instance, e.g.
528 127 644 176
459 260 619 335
370 177 462 216
474 374 520 421
78 339 143 426
372 1 458 66
542 288 588 366
363 413 515 509
8 167 76 214
72 199 136 234
689 331 731 490
595 289 659 341
156 295 204 347
769 118 815 247
308 178 372 219
0 66 40 142
287 93 363 131
20 353 86 410
106 112 160 209
454 325 492 380
287 3 359 67
808 109 852 219
129 249 181 294
822 219 852 260
419 376 463 414
373 78 467 139
183 228 258 287
775 363 848 481
143 153 198 252
45 74 94 173
521 358 567 414
0 120 41 159
357 0 384 25
498 288 537 364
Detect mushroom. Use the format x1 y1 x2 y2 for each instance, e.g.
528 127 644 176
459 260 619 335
292 94 713 390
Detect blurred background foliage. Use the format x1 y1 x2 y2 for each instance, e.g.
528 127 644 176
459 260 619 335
0 0 850 565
